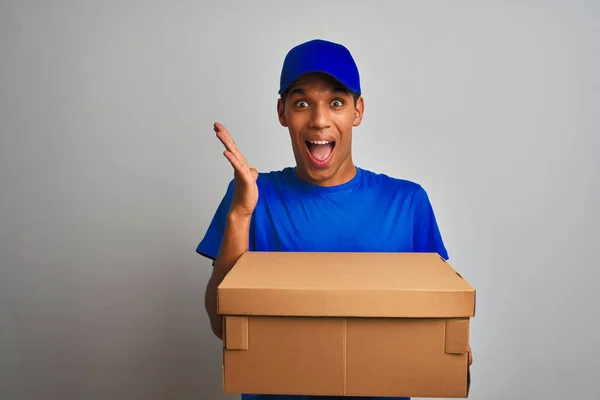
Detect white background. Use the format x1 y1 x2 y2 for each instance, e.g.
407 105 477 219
1 1 599 399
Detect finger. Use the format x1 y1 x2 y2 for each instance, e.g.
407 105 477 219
223 150 243 171
467 346 473 365
223 151 253 181
249 167 259 180
214 123 248 166
214 123 235 151
217 133 249 170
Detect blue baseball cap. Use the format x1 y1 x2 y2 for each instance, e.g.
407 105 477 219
278 39 361 96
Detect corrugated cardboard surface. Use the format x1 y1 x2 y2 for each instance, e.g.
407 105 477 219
218 252 475 318
219 252 475 398
225 316 346 396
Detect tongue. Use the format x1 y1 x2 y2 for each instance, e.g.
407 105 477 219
310 143 334 161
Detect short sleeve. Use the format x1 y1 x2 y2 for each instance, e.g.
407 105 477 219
196 179 235 261
412 185 449 260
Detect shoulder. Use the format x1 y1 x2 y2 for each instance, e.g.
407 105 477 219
358 167 425 196
255 167 296 190
256 167 294 181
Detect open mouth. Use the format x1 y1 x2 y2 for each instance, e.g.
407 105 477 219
305 140 336 166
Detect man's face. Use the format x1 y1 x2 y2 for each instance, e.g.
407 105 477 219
277 73 364 186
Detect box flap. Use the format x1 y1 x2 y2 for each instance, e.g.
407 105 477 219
224 316 248 350
218 252 475 318
444 318 469 354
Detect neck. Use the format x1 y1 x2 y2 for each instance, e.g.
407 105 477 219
296 158 357 187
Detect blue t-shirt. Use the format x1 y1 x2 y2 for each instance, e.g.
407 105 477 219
197 166 449 400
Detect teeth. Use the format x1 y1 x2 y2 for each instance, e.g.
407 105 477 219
309 140 331 145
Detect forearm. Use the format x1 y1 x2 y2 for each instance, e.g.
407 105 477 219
205 211 251 339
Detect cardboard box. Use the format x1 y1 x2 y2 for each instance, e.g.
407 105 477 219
218 252 475 398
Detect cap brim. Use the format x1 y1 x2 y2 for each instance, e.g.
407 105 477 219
278 70 359 95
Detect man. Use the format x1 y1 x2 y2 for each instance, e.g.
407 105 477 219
197 39 469 400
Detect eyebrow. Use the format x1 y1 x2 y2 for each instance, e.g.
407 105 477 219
288 88 306 97
288 87 349 97
330 87 349 94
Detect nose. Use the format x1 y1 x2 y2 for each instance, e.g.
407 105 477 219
308 103 331 130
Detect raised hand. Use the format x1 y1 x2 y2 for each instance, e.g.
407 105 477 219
214 122 259 218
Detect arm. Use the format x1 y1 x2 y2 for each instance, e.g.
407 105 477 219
412 185 449 260
204 211 251 339
203 122 259 340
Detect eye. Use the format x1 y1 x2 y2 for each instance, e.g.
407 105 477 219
331 99 344 107
295 100 309 108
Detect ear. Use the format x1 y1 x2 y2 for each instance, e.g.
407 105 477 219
352 96 364 127
277 98 288 127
